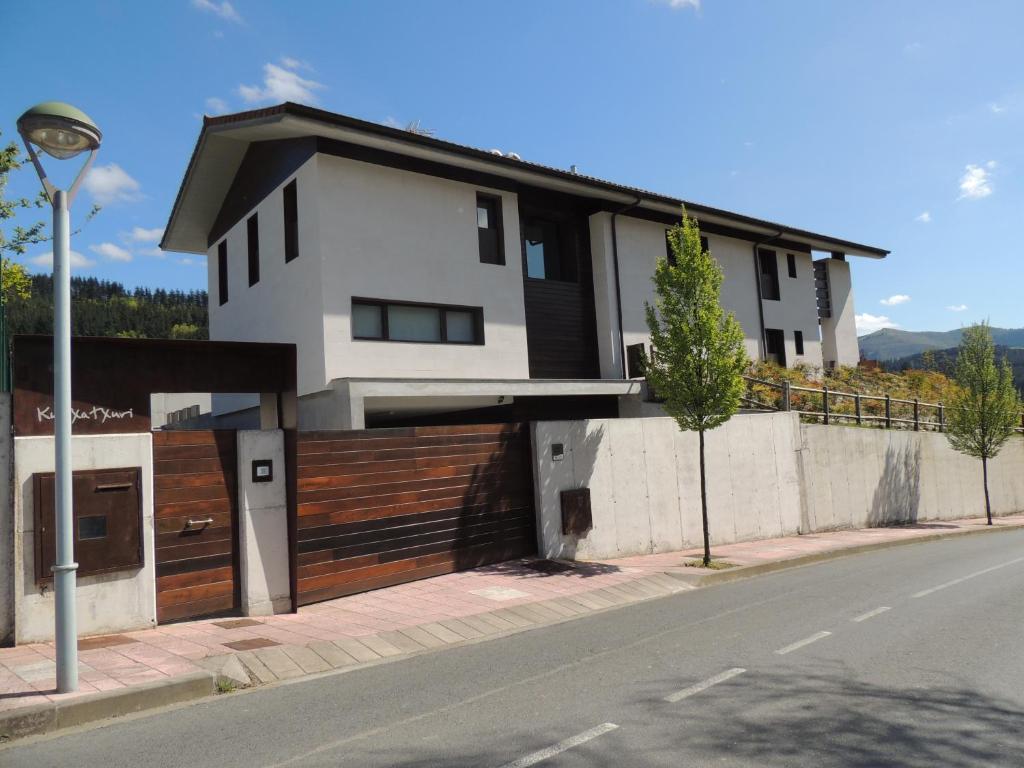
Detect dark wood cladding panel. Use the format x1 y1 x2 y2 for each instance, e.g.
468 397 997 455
296 423 536 606
153 430 240 623
523 278 600 379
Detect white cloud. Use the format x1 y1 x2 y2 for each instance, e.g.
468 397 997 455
658 0 700 8
990 102 1005 114
191 0 242 23
915 211 931 223
947 304 969 312
856 313 897 334
30 250 95 270
238 60 324 105
204 97 230 115
958 162 995 199
125 226 164 243
83 163 141 205
89 242 132 262
139 247 165 258
880 294 911 306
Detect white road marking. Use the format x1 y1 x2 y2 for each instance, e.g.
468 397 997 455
911 556 1024 599
498 723 619 768
665 667 746 703
852 606 891 623
775 631 831 655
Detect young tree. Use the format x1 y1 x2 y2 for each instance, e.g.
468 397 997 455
644 211 749 566
945 323 1021 525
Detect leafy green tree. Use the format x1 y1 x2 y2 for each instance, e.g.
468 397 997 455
169 322 205 340
945 323 1022 525
644 211 749 565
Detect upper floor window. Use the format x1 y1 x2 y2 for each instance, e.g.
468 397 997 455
283 180 299 262
217 241 228 305
247 213 260 286
477 193 504 265
524 217 577 281
352 299 483 345
794 330 805 355
787 252 797 279
759 249 780 301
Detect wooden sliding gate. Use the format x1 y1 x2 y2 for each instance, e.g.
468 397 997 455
295 423 536 605
153 430 240 622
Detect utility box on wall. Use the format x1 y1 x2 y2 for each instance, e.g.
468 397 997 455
33 467 143 584
560 488 592 536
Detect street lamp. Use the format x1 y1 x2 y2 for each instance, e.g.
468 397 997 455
17 101 101 693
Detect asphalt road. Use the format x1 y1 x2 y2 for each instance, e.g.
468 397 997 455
5 529 1024 768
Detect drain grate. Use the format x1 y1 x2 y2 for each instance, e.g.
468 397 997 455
212 618 265 630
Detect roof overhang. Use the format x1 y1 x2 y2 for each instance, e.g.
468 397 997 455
161 103 890 259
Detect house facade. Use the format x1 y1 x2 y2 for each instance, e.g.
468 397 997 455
162 103 887 429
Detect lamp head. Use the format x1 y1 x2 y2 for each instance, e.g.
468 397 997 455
17 101 102 160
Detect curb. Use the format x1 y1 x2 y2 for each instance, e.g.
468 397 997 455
0 670 215 742
663 521 1024 587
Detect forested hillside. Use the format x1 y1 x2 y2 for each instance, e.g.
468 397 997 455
859 326 1024 360
884 346 1024 394
5 275 208 339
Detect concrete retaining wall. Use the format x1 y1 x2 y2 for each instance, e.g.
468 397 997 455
0 394 13 644
533 413 1024 560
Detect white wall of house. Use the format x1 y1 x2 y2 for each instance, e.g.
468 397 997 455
0 394 13 644
597 215 826 374
207 156 328 400
819 258 859 368
315 154 531 382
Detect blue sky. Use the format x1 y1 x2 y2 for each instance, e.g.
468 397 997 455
3 0 1022 334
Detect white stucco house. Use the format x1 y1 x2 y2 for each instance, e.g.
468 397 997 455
161 103 887 429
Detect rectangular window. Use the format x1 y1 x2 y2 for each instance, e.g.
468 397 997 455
794 330 805 355
477 193 504 265
787 253 797 279
283 179 299 262
523 217 576 281
217 240 228 305
247 213 260 286
759 249 780 301
765 328 786 366
352 299 483 344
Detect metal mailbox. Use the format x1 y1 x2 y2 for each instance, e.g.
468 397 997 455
560 487 593 537
33 467 143 584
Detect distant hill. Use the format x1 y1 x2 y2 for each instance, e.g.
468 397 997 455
5 275 208 340
884 346 1024 394
859 326 1024 361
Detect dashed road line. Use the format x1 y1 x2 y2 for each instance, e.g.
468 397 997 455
911 556 1024 599
497 723 619 768
775 631 831 655
852 607 891 623
665 668 746 703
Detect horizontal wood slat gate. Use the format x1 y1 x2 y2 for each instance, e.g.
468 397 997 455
153 430 240 622
296 423 536 605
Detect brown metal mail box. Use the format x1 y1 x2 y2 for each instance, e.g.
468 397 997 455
560 488 593 536
33 467 143 584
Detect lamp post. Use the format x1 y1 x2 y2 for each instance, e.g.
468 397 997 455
17 102 101 693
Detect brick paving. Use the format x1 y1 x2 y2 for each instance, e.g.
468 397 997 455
1 513 1021 719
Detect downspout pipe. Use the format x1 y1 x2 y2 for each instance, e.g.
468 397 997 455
610 195 643 379
751 229 785 361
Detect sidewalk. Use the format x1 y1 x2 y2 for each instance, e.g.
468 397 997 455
2 513 1022 740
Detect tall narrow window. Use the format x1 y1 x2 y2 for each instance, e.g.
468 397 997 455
247 213 260 286
794 330 805 355
477 193 504 265
759 249 780 301
523 217 575 281
283 180 298 262
217 241 228 305
787 253 797 279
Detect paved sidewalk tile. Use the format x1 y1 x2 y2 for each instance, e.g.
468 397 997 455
253 647 304 680
331 637 382 663
280 645 331 674
235 651 278 685
377 631 427 655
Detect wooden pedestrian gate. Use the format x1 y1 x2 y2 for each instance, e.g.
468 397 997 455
295 423 536 605
153 430 240 622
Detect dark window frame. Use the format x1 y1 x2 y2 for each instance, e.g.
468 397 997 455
247 213 260 286
217 240 228 305
283 179 299 263
787 252 797 279
476 192 505 265
521 214 579 283
794 330 805 355
351 297 485 345
759 248 781 301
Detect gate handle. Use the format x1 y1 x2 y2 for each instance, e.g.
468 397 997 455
185 518 214 529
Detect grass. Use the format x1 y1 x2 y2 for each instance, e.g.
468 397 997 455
682 559 738 570
215 679 236 694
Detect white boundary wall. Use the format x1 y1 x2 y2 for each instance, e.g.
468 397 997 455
533 413 1024 560
0 393 13 643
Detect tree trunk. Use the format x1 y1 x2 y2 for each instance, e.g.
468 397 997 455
982 456 992 525
699 428 711 567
